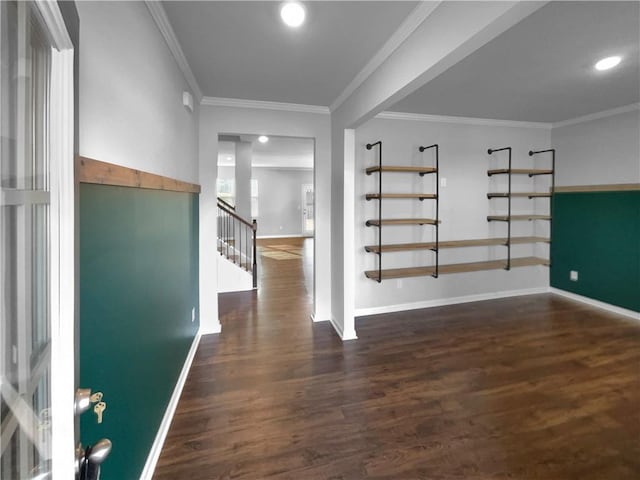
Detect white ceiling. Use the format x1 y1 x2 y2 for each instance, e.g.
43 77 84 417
390 1 640 123
218 135 314 169
163 1 417 106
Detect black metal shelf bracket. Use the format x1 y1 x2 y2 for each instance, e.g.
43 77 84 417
488 146 512 270
529 148 555 267
366 141 383 282
419 144 439 278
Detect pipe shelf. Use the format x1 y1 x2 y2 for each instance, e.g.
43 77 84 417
365 256 550 281
366 193 437 200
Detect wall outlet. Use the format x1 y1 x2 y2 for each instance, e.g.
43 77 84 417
570 270 578 281
191 307 196 322
440 177 447 188
397 279 403 289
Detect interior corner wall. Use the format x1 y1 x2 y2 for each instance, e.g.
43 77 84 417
199 106 332 323
354 117 552 313
76 3 201 478
551 109 640 186
77 1 199 183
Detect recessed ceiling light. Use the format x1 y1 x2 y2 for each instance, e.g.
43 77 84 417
280 2 305 28
258 135 269 143
595 56 621 71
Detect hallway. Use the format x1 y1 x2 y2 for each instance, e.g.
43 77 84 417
155 239 640 479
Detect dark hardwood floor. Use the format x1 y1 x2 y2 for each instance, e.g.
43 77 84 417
155 238 640 479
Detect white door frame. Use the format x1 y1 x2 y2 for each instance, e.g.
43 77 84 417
33 2 75 477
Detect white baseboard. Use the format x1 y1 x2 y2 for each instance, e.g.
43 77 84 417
354 287 549 317
140 333 201 480
257 234 305 239
549 287 640 320
329 316 358 341
199 322 222 334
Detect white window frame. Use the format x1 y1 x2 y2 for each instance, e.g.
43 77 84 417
32 2 75 478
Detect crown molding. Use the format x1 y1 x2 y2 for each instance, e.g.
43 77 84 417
552 102 640 129
145 1 203 101
201 96 330 115
329 1 441 113
376 110 552 129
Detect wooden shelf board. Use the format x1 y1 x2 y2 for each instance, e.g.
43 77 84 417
366 166 437 175
364 236 550 253
365 256 549 280
487 169 553 176
365 193 437 200
366 218 439 226
487 192 552 198
487 215 551 221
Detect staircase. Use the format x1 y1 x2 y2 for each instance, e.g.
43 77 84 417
217 197 257 289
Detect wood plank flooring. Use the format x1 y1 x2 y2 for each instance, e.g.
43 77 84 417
155 238 640 479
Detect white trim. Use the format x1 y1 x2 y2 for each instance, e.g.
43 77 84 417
552 103 640 129
145 1 203 101
256 234 304 239
330 317 358 341
201 96 330 115
549 288 640 321
342 129 357 341
140 334 201 480
376 110 552 129
34 0 73 50
310 313 330 323
329 1 441 112
49 48 76 479
354 287 549 317
199 322 222 335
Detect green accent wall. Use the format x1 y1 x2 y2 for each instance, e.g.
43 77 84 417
80 184 199 479
551 190 640 312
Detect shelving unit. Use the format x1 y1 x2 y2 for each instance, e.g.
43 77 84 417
487 146 554 270
361 144 554 282
364 141 439 281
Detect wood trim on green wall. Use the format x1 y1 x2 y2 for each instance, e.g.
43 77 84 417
554 183 640 193
78 156 201 193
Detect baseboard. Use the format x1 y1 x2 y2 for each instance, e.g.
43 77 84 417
329 316 358 341
257 234 305 239
140 333 201 480
199 322 222 334
354 287 549 317
549 287 640 320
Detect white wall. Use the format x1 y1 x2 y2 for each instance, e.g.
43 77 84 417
217 166 314 237
354 117 552 314
552 109 640 186
78 1 199 183
253 168 313 237
199 106 331 326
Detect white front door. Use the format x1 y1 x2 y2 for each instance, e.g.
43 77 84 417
301 184 314 236
0 1 75 478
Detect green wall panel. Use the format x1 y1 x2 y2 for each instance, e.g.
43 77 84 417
551 190 640 312
80 184 199 479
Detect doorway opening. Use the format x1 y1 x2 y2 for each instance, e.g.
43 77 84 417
216 134 315 306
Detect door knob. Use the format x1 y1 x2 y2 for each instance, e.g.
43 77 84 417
74 388 92 416
78 438 112 480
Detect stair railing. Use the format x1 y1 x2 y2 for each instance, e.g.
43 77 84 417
217 197 257 288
